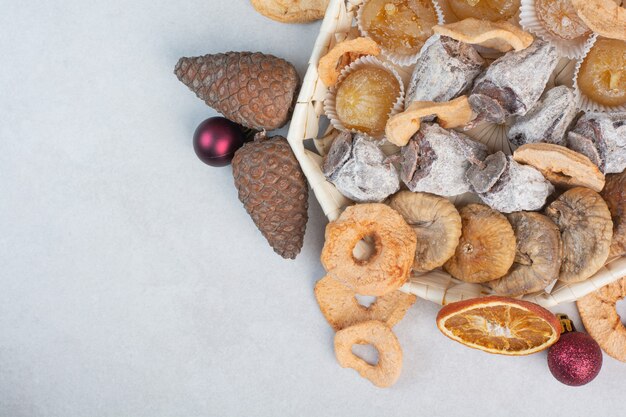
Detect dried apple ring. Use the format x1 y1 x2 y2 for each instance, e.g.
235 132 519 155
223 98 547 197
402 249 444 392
513 143 605 192
314 275 417 331
385 96 473 146
388 191 462 273
577 276 626 362
334 320 402 388
321 204 417 296
433 18 534 52
571 0 626 41
318 37 381 86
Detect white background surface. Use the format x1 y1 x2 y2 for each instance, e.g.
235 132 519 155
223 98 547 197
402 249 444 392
1 1 624 416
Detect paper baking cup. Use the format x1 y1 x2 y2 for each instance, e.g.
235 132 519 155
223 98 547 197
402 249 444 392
573 37 626 113
519 0 596 59
357 0 445 67
323 55 405 140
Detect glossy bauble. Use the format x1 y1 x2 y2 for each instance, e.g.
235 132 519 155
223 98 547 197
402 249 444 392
548 331 603 386
193 117 246 167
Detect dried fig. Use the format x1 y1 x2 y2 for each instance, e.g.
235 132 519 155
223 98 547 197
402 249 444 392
488 212 563 296
314 275 416 331
513 143 605 192
388 191 462 272
545 187 613 283
601 171 626 257
250 0 329 23
443 204 516 283
577 276 626 362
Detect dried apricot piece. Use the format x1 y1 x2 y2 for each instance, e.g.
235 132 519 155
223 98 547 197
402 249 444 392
250 0 329 23
433 19 534 52
577 276 626 362
513 143 605 192
577 38 626 107
601 171 626 257
314 275 416 331
443 204 516 283
545 187 613 283
334 320 402 388
318 37 381 87
489 212 563 296
388 191 462 272
448 0 521 22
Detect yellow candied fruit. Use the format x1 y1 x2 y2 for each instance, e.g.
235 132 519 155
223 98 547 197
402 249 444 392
449 0 520 22
360 0 438 56
535 0 591 40
578 39 626 107
335 67 400 137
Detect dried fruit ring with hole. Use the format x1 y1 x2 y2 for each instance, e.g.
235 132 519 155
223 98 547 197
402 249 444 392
314 275 416 331
250 0 329 23
513 143 605 192
443 204 516 283
545 187 613 283
488 212 563 296
570 0 626 41
601 171 626 257
334 320 402 388
577 276 626 362
433 18 534 52
318 37 381 87
321 204 417 296
388 191 462 273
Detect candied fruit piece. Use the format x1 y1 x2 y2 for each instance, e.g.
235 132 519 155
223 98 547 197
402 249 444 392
577 39 626 107
360 0 438 56
449 0 520 22
335 66 400 137
535 0 591 40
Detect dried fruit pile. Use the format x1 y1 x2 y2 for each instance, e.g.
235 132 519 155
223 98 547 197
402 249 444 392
313 0 626 388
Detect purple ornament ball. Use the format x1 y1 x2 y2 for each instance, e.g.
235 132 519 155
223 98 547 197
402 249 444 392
548 332 603 386
193 117 246 167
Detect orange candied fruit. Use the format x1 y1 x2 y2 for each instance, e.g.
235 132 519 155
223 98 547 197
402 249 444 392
535 0 591 40
449 0 520 22
360 0 438 56
335 66 400 137
577 38 626 107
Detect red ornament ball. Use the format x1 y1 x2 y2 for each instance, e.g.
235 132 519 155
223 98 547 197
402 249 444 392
193 117 246 167
548 332 602 386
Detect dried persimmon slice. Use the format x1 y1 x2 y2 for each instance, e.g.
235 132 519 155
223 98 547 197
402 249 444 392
318 37 381 86
437 296 562 355
433 18 534 52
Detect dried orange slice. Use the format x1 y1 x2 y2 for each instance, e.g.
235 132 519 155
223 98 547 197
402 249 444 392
436 296 562 355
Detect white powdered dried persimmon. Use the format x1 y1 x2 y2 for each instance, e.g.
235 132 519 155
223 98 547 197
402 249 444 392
545 187 613 283
250 0 329 23
321 204 416 296
334 320 402 388
443 204 516 283
577 276 626 362
388 191 462 272
314 275 416 331
318 37 381 86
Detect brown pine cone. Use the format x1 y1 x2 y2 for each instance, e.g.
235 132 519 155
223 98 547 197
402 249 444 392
174 52 299 131
232 133 308 259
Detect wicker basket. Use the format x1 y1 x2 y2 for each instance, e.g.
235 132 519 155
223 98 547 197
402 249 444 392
286 0 626 308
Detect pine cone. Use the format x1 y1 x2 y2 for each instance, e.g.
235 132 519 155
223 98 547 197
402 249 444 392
232 133 308 259
174 52 299 131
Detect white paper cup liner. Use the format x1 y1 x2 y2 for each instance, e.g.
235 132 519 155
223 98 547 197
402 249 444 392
519 0 596 59
573 36 626 113
323 55 405 140
357 0 445 67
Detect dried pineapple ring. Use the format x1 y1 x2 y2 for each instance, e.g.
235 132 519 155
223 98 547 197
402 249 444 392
385 96 473 147
513 143 605 192
318 37 381 86
577 276 626 362
433 18 534 52
321 204 417 296
388 191 462 272
334 320 402 388
571 0 626 41
314 275 417 331
250 0 329 23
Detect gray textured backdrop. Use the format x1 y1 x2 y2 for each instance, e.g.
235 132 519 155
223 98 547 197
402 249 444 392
0 1 623 416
